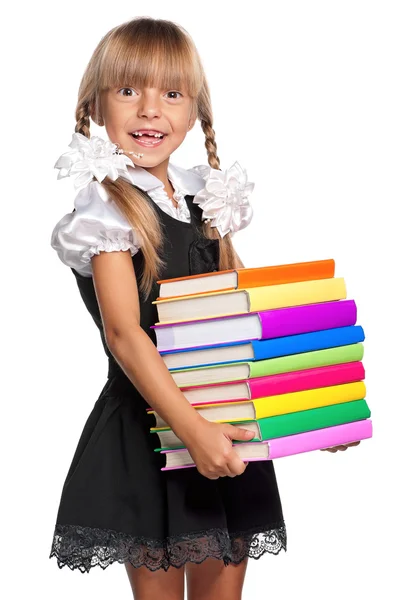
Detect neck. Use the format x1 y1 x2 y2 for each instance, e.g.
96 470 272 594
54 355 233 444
141 158 170 189
142 158 175 200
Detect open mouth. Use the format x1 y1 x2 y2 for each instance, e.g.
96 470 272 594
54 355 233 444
129 131 167 147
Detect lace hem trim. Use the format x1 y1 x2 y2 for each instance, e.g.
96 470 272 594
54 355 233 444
49 521 287 573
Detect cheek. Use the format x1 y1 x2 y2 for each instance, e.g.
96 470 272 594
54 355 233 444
170 103 194 134
173 115 191 136
104 102 130 129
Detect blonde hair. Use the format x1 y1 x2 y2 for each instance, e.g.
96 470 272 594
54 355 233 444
75 17 244 299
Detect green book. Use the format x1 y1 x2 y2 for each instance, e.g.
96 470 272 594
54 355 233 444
171 343 364 388
249 344 364 378
153 399 370 451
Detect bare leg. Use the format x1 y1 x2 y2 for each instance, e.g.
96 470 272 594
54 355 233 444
186 557 248 600
125 562 185 600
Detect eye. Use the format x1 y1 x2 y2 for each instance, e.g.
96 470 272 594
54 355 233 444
118 87 137 97
165 91 183 99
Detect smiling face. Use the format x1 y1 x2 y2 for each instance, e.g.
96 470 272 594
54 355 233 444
99 86 197 170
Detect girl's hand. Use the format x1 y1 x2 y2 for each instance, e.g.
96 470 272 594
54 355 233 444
320 440 361 453
181 419 256 480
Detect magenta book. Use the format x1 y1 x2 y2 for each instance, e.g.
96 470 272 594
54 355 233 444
176 362 365 406
152 300 357 352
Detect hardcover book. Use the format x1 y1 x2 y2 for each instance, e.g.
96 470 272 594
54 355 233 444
154 277 347 323
160 325 365 371
152 299 358 352
152 399 371 450
150 381 366 428
157 258 336 298
170 343 364 388
160 419 373 469
174 362 365 406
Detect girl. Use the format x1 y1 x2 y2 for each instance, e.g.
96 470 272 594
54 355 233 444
49 16 357 599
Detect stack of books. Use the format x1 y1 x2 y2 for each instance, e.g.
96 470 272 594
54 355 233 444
148 259 372 470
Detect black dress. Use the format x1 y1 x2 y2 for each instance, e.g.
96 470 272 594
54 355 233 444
49 186 287 573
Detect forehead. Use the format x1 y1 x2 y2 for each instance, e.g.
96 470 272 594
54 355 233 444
98 36 201 96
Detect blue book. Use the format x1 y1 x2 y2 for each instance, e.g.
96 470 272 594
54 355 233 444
160 325 365 371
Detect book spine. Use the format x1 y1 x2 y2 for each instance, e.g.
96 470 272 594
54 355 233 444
237 258 335 289
248 277 347 313
248 362 365 398
254 381 366 419
251 325 365 361
267 419 373 459
249 343 364 379
256 399 371 439
258 299 357 340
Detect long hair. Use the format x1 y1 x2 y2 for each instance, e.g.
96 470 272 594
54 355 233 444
75 17 244 300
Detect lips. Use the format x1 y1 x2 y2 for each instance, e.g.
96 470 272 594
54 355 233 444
129 132 167 148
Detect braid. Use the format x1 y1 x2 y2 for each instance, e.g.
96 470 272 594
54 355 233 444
199 116 245 269
200 119 221 169
75 101 91 138
72 96 166 299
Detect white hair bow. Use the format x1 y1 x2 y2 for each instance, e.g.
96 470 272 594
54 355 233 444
188 161 254 238
54 132 135 191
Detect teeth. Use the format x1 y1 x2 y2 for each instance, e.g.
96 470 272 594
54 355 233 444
132 132 164 138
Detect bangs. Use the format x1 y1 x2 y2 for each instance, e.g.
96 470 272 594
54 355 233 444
97 20 203 97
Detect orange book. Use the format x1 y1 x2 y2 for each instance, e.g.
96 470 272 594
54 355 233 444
157 258 335 299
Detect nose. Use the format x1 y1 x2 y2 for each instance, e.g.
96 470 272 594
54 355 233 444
137 88 162 119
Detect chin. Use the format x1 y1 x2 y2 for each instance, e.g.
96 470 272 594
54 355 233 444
135 157 167 168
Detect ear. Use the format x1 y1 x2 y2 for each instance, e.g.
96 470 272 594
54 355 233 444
188 112 197 131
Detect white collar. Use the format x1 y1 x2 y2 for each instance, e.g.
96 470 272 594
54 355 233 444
123 162 206 197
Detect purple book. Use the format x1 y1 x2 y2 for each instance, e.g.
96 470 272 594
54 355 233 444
152 299 357 352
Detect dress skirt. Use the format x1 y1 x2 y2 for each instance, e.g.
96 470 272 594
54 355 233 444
49 372 287 573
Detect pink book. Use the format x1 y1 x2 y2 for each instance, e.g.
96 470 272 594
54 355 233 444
178 362 365 406
160 419 373 470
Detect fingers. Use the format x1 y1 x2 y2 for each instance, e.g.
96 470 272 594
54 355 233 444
199 462 235 480
225 424 255 442
321 440 362 452
200 454 247 480
321 445 346 452
227 452 248 477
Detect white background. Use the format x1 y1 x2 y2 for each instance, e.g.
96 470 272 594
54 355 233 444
1 1 397 598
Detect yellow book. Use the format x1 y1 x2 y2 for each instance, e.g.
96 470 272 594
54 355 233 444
153 277 347 324
150 381 366 429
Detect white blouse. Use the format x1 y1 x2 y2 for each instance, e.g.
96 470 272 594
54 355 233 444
50 162 207 277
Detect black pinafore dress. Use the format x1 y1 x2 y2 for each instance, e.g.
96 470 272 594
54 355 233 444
49 187 287 573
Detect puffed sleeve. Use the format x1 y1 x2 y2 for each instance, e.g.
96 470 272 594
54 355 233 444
50 180 142 277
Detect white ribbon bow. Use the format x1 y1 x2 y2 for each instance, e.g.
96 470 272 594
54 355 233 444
54 132 135 191
188 161 254 238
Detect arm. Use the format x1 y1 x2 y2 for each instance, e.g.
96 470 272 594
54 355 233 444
92 248 202 439
91 249 255 478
